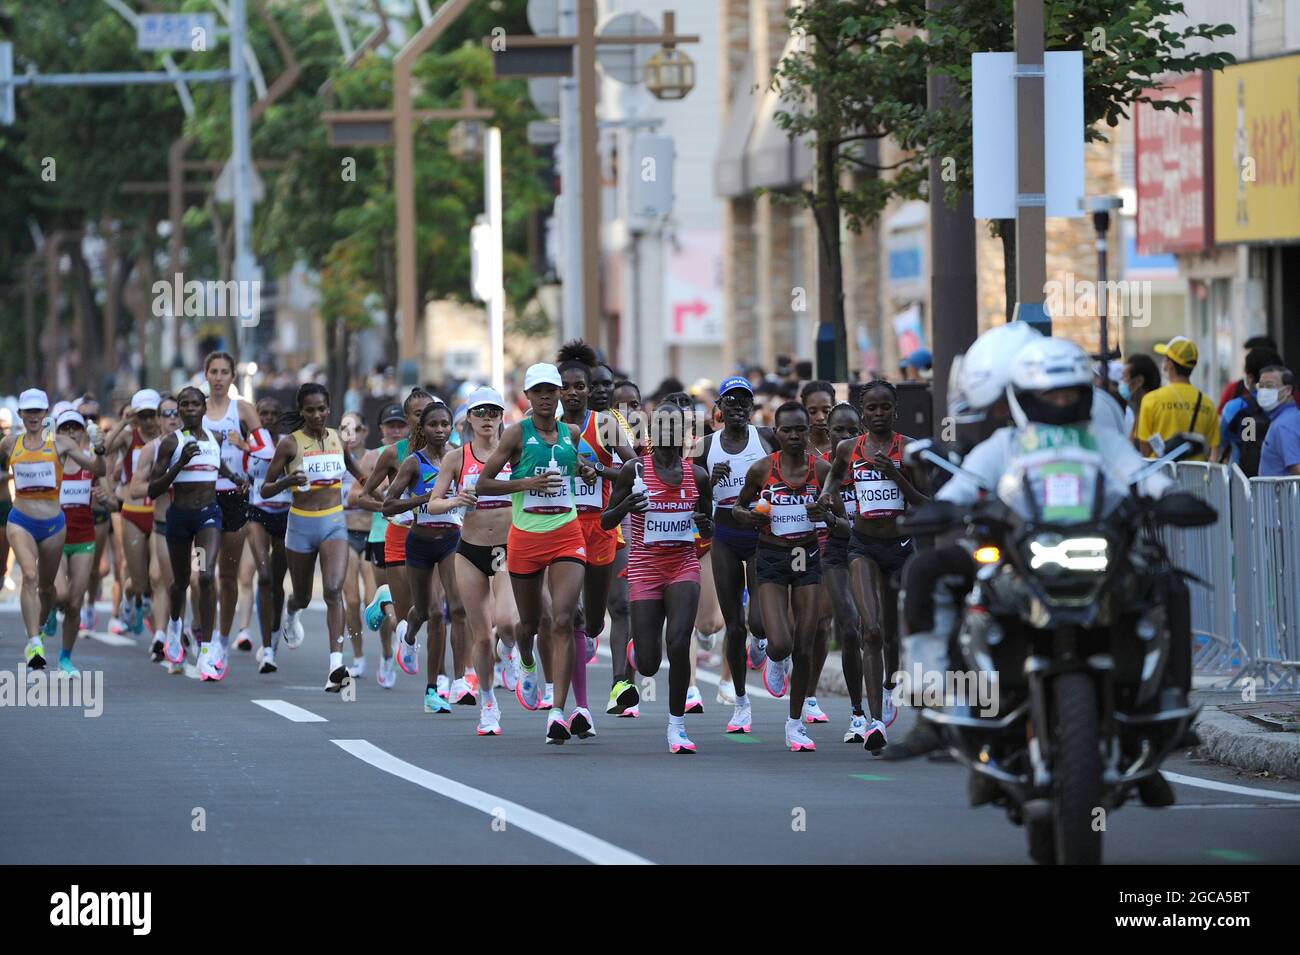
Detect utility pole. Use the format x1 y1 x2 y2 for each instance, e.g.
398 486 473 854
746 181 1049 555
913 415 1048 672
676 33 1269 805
230 0 257 351
1012 0 1050 333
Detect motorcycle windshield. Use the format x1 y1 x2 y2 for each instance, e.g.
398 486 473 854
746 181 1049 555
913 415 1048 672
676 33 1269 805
995 425 1127 524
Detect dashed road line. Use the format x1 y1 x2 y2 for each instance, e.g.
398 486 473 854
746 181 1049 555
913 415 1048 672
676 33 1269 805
252 699 328 722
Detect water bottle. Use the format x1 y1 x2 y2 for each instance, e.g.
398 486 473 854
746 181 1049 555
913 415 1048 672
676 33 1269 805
631 462 648 498
753 488 772 516
544 448 563 494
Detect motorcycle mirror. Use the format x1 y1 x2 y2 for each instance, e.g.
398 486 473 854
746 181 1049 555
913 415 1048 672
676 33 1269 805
1152 490 1218 528
1167 431 1208 460
902 439 934 468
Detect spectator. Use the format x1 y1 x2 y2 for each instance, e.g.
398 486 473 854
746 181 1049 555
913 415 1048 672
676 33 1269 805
900 347 933 382
1214 347 1283 473
1120 353 1161 445
1217 335 1279 413
743 365 766 391
1137 336 1219 460
1257 365 1300 476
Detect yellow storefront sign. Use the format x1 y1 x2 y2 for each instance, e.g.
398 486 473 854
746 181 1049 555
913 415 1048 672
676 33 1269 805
1212 54 1300 243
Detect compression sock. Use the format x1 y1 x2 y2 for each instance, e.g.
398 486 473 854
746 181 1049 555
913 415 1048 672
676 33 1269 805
570 632 589 709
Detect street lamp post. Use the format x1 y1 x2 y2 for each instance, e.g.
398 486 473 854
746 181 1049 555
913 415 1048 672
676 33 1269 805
1087 195 1125 388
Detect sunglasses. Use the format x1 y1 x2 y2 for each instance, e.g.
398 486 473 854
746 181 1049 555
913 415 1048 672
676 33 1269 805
160 409 180 418
720 394 753 409
470 406 503 419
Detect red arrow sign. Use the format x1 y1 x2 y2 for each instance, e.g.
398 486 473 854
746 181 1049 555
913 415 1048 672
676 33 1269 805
673 299 708 335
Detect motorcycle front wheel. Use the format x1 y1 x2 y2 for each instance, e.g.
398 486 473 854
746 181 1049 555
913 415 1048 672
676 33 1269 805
1050 671 1104 864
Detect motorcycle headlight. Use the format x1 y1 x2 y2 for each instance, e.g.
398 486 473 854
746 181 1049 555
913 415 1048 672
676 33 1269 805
1026 534 1108 573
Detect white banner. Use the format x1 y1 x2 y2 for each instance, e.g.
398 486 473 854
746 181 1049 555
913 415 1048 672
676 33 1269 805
664 230 723 344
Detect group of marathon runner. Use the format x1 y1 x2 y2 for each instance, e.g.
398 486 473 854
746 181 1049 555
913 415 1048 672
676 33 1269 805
3 344 928 754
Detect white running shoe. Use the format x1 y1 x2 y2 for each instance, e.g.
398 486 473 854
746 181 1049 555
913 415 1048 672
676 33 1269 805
684 685 704 714
208 640 228 680
347 657 367 679
376 654 397 689
569 706 596 739
79 607 95 632
396 627 420 676
436 673 450 700
784 718 817 752
539 683 554 710
163 619 184 664
668 723 697 754
863 718 888 753
746 635 767 670
493 657 518 692
325 663 351 693
844 713 868 743
617 704 640 719
762 655 792 697
716 679 737 706
234 629 254 652
881 688 899 728
802 697 829 724
198 645 221 682
545 709 571 744
726 696 752 734
283 608 306 649
505 645 522 692
258 647 277 674
451 677 476 705
515 662 541 710
477 702 502 736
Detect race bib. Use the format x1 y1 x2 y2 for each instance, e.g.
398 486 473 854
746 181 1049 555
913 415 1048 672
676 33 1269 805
522 468 573 514
1038 462 1090 522
60 478 92 507
13 460 56 492
854 475 904 514
769 501 814 538
644 508 695 545
302 451 344 486
571 474 603 510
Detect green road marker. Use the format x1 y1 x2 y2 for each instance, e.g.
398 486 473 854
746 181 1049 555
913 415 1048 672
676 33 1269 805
1206 849 1256 863
850 773 892 782
723 734 763 744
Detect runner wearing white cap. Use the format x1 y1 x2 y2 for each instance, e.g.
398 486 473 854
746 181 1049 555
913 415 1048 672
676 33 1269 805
50 409 105 674
103 388 164 639
127 393 183 665
1 389 107 670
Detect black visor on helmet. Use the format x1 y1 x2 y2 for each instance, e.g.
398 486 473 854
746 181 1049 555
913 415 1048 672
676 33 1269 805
1013 384 1093 427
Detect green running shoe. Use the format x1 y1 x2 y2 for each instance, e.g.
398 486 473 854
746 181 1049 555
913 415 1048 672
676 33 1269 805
25 638 47 670
606 679 639 715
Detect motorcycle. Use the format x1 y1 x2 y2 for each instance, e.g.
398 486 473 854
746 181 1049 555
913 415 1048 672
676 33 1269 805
899 427 1218 865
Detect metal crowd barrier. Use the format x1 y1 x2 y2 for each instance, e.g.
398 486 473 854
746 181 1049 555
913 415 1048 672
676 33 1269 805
1161 461 1300 692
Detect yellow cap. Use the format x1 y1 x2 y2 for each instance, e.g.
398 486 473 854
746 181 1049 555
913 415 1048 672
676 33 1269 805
1154 335 1199 368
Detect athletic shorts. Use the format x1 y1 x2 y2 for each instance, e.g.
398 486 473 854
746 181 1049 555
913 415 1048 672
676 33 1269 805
366 540 388 568
823 534 851 569
848 532 913 579
63 540 96 557
756 538 822 588
93 509 111 526
628 545 700 602
712 521 759 561
578 512 618 567
406 531 461 570
286 507 348 554
507 520 586 577
166 502 221 542
122 508 154 536
8 508 66 543
458 539 506 578
384 522 408 566
347 528 368 555
216 489 249 533
248 506 289 540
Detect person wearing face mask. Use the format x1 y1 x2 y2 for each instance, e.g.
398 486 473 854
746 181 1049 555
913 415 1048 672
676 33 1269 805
1136 336 1219 461
1213 347 1283 474
1118 354 1161 448
1257 365 1300 477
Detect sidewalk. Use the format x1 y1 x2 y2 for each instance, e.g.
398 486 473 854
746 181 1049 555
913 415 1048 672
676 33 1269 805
814 656 1298 779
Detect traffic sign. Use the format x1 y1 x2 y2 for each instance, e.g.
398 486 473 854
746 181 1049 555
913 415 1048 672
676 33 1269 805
137 13 219 52
596 12 658 85
214 157 265 204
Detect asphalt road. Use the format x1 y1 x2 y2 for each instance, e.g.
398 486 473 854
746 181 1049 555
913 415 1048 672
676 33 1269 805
3 605 1298 865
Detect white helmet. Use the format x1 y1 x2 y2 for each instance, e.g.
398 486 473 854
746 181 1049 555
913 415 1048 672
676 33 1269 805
951 321 1044 420
1006 337 1094 428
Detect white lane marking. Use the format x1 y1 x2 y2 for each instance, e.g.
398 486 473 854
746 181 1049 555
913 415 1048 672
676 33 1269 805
84 630 136 647
332 739 653 865
593 645 777 700
252 699 328 723
1164 771 1300 803
1168 802 1300 810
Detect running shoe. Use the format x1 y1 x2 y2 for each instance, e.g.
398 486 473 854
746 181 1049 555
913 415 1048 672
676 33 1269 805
515 662 541 711
695 628 722 653
726 697 752 734
258 647 278 674
283 608 306 649
234 629 254 652
108 617 128 636
436 674 450 700
606 679 639 715
56 654 79 676
347 657 367 679
863 718 888 753
545 709 572 744
424 686 451 713
364 585 391 632
617 704 640 719
493 657 518 692
41 611 57 639
464 668 480 694
79 607 95 633
198 645 221 682
762 655 792 698
451 677 476 705
667 723 697 754
540 683 554 710
569 706 596 739
131 602 145 635
150 634 165 663
746 635 767 670
270 628 282 654
396 629 420 676
140 596 152 629
477 701 502 736
716 680 736 706
881 688 898 728
784 718 817 752
579 629 598 665
802 697 829 724
684 685 704 714
844 713 868 744
376 654 397 689
163 619 184 664
625 638 637 674
209 641 229 681
325 664 351 693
